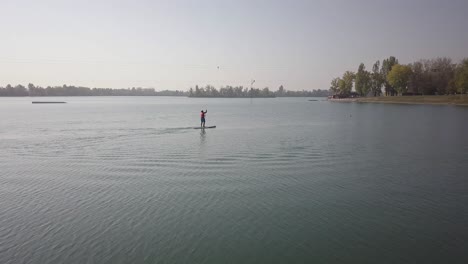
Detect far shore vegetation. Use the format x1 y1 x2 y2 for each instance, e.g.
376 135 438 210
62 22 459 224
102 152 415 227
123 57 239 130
188 85 329 98
0 84 187 97
329 56 468 98
336 95 468 106
0 84 329 98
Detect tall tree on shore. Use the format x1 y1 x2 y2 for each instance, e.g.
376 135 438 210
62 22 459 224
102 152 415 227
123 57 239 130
455 58 468 94
338 79 346 95
277 85 285 96
407 58 455 95
370 60 383 96
424 57 455 95
355 63 365 96
5 84 14 96
330 56 468 97
355 63 371 96
13 84 28 96
341 71 355 95
387 64 413 95
408 61 425 94
381 56 398 96
329 78 340 94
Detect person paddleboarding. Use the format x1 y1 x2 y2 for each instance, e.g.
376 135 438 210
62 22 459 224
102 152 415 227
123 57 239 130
200 109 207 128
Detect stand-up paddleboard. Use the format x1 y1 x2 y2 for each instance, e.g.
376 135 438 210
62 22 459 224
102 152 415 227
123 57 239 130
194 126 216 129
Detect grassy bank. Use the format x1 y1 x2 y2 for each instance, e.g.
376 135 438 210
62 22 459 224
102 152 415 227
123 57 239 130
332 95 468 106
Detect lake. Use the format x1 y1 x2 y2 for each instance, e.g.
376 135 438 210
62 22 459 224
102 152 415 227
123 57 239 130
0 97 467 264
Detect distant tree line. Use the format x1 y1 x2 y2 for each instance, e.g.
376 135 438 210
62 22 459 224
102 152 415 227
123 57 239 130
0 84 187 96
276 85 329 97
330 56 468 97
0 83 330 98
188 85 329 98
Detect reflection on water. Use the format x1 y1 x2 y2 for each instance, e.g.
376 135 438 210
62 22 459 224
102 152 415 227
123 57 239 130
199 128 206 145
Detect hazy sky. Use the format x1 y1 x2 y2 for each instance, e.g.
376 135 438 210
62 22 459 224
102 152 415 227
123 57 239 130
1 0 467 91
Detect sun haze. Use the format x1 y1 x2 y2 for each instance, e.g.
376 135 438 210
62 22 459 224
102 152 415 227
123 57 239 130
1 0 467 90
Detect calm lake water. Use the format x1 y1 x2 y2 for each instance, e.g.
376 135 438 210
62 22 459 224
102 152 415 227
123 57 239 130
0 96 467 264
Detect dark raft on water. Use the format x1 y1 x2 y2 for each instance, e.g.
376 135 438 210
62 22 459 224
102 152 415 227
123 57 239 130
32 101 67 104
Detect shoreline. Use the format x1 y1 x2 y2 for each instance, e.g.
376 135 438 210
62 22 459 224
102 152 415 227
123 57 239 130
329 95 468 106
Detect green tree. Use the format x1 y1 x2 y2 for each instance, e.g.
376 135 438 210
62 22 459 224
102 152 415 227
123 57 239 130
370 60 383 96
329 78 340 94
338 79 346 95
355 63 371 96
409 61 425 94
363 71 371 96
387 64 413 95
447 79 457 95
341 71 355 95
355 63 365 96
455 58 468 94
381 56 398 96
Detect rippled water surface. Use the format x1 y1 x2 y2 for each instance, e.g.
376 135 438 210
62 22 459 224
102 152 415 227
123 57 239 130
1 97 467 263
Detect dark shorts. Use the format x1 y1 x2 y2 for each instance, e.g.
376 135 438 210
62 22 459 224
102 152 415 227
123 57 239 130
201 117 205 122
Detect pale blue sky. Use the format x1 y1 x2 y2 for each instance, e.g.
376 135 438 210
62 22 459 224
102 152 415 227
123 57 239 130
1 0 467 91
